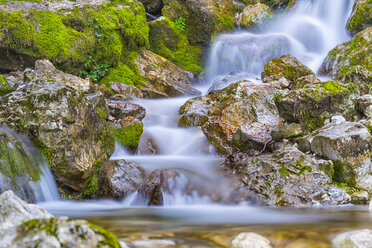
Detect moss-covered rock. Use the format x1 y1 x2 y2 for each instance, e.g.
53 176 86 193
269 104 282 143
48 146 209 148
0 66 115 198
0 74 14 96
0 0 149 83
220 143 350 207
239 3 273 30
319 27 372 94
274 80 358 132
179 80 282 155
262 54 316 90
112 118 144 150
346 0 372 35
298 121 372 192
149 17 202 74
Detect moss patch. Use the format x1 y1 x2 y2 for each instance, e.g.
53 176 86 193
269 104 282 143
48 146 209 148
113 122 143 148
86 222 121 248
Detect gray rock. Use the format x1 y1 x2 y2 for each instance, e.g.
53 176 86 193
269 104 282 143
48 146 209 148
333 229 372 248
98 160 145 200
356 94 372 117
231 232 272 248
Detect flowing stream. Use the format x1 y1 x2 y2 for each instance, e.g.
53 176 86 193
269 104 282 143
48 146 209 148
31 0 372 246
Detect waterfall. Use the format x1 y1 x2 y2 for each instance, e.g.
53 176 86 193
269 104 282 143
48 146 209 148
0 127 59 203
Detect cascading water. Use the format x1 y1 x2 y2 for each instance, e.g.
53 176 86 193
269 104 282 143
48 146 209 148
42 0 355 214
0 127 59 203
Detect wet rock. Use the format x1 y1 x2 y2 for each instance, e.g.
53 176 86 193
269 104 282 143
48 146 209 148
221 143 350 207
111 116 144 152
332 229 372 248
239 3 273 30
138 134 161 155
139 0 163 15
274 80 358 132
262 54 316 90
298 121 372 192
0 191 121 248
138 169 182 205
179 80 282 155
108 83 144 100
107 101 146 121
356 94 372 117
0 65 115 197
98 160 145 200
135 50 201 97
319 27 372 93
231 232 272 248
346 0 372 35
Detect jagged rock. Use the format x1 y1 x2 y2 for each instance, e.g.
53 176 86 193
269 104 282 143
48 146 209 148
274 80 358 132
0 190 121 248
135 50 201 97
346 0 372 35
231 232 272 248
356 94 372 117
107 83 144 100
271 122 303 141
332 229 372 248
179 80 282 155
239 3 273 30
137 134 161 155
220 143 350 207
0 64 115 197
319 27 372 93
299 121 372 192
261 54 316 90
98 160 145 200
107 102 146 121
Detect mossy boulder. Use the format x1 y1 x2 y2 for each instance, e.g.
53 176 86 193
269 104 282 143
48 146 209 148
0 74 14 96
346 0 372 35
149 17 202 74
0 190 121 248
98 159 145 200
319 27 372 94
220 143 350 207
0 0 149 83
298 121 372 193
274 80 358 132
179 80 282 155
262 54 316 90
139 0 163 15
0 67 115 198
239 3 273 30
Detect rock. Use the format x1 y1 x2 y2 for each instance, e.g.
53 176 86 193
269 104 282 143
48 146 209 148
139 0 163 15
108 83 144 100
271 122 303 141
0 66 115 197
319 27 372 93
298 121 372 192
350 191 369 204
135 49 201 97
138 168 182 205
261 54 316 90
262 0 291 10
179 80 282 155
149 17 202 74
239 3 273 30
221 143 351 206
0 0 149 80
137 134 161 155
332 229 372 248
98 160 145 200
356 94 372 117
107 101 146 121
0 74 14 96
231 232 272 248
346 0 372 35
274 80 358 132
0 191 121 248
111 116 144 152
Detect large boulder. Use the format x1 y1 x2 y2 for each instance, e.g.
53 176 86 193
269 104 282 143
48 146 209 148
135 49 201 97
274 80 358 132
239 3 273 30
220 143 351 207
346 0 372 35
0 190 121 248
0 0 149 82
319 27 372 94
299 121 372 192
98 160 145 200
261 54 316 90
179 80 282 155
0 65 115 197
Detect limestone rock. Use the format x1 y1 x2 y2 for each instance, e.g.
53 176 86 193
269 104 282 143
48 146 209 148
231 232 272 248
333 229 372 248
98 160 145 200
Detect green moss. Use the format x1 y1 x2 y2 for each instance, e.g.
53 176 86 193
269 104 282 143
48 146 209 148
278 167 290 175
113 122 143 148
332 161 356 188
23 218 58 237
82 172 99 197
0 75 14 96
86 223 121 248
149 17 202 74
100 61 145 88
346 0 372 34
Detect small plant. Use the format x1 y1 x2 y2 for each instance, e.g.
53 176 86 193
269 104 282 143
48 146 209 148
79 56 110 83
174 17 186 30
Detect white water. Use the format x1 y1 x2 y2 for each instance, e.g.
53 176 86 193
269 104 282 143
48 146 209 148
41 0 354 213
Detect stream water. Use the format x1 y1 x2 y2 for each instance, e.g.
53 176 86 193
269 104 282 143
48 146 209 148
23 0 372 246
